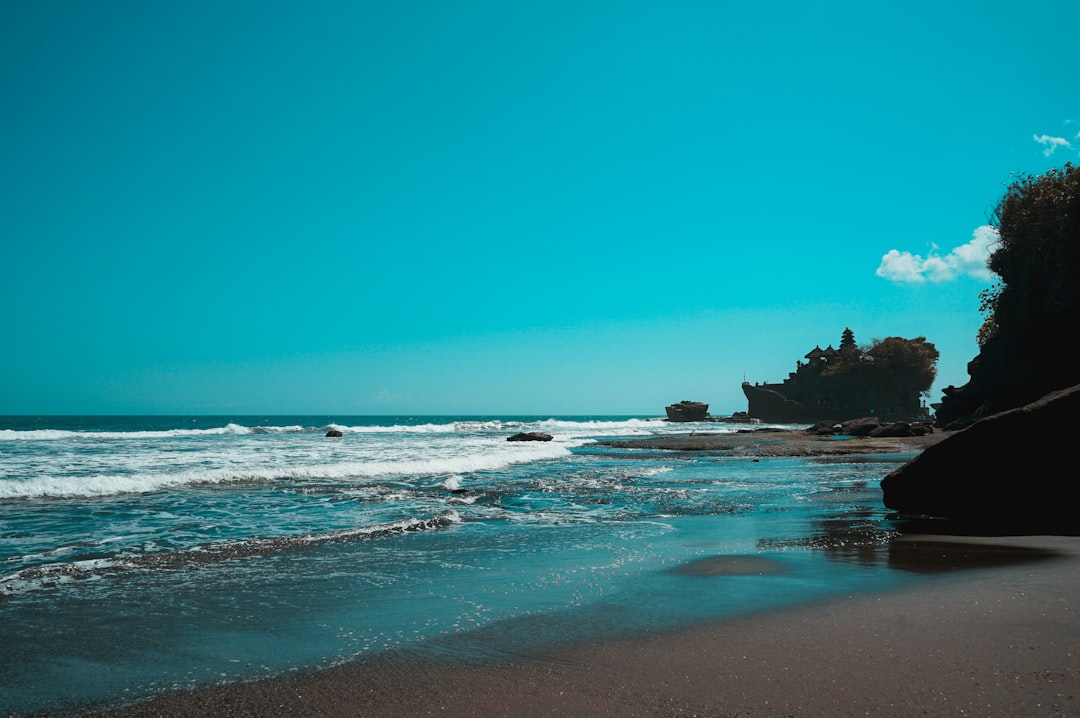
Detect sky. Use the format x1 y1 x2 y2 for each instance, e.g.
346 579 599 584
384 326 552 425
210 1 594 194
2 1 1078 416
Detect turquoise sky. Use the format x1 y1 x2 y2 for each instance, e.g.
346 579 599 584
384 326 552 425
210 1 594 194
3 1 1078 415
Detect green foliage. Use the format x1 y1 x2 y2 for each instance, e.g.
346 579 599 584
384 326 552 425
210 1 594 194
940 163 1080 424
976 281 1002 347
978 163 1080 395
818 334 939 415
985 163 1080 334
864 336 939 397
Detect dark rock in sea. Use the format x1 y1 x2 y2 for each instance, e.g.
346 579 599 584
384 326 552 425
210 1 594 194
507 432 553 442
881 383 1080 530
325 429 344 437
665 401 710 422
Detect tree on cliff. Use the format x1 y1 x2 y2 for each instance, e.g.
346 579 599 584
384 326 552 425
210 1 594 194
821 334 938 415
939 163 1080 425
979 162 1080 349
864 336 939 408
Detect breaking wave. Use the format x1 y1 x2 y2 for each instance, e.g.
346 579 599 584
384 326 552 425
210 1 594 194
0 443 572 499
0 511 462 597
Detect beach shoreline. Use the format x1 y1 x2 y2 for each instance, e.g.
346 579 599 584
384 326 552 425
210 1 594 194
85 535 1080 717
76 429 1080 717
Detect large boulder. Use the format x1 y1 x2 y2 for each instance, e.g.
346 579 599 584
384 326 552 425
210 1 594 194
881 383 1080 530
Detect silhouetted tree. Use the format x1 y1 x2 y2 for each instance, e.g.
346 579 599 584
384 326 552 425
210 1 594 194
939 163 1080 425
865 336 939 409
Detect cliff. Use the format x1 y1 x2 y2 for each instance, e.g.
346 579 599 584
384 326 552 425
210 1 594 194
936 164 1079 427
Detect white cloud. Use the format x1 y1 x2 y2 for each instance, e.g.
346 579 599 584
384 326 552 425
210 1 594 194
876 249 924 282
1034 133 1073 157
876 226 998 283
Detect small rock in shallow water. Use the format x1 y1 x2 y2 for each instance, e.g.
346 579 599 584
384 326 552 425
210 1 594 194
325 429 344 438
506 432 553 442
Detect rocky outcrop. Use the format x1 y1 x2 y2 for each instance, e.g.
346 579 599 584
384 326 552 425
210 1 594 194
716 411 757 424
743 331 937 424
665 401 710 422
805 417 934 437
842 418 883 436
325 429 344 438
743 384 832 424
935 165 1080 429
881 383 1080 530
507 432 553 442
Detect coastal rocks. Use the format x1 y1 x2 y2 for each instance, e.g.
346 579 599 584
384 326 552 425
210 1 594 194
665 401 710 422
506 432 553 442
870 421 916 438
806 417 934 437
717 411 757 424
842 418 882 436
325 429 344 438
806 421 842 436
881 383 1080 529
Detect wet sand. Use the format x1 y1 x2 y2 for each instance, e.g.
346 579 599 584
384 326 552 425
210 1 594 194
86 431 1080 717
87 540 1080 717
597 428 950 456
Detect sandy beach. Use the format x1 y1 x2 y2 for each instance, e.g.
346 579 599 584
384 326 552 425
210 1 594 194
86 431 1080 717
87 533 1080 717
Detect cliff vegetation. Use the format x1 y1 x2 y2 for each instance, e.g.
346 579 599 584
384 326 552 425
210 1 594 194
937 163 1080 426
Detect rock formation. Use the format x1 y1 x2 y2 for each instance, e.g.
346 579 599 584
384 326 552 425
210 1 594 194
881 383 1080 530
665 401 710 422
936 164 1080 428
507 432 553 442
743 329 937 423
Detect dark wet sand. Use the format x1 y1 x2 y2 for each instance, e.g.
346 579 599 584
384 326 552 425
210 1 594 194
597 428 950 456
87 431 1080 717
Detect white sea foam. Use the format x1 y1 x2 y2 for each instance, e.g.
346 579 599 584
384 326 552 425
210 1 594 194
0 440 572 499
0 424 263 441
0 417 732 443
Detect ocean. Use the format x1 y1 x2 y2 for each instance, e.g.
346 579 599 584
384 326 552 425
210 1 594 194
1 415 921 715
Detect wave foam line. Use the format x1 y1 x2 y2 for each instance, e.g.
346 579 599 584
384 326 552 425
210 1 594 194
0 444 572 499
0 511 462 597
0 423 315 441
326 418 671 436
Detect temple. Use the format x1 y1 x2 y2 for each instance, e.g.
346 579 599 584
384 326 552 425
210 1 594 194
742 328 932 424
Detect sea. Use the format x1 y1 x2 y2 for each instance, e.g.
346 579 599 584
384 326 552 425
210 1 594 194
1 414 925 715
